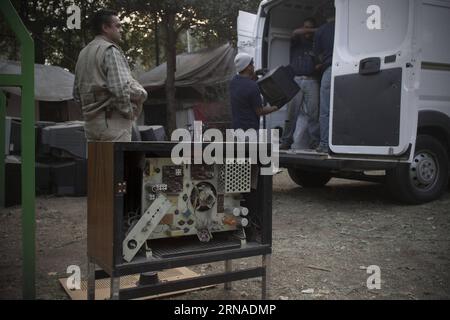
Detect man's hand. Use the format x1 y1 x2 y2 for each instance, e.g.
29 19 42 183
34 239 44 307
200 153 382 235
255 105 279 117
130 96 141 104
255 68 269 77
131 103 142 121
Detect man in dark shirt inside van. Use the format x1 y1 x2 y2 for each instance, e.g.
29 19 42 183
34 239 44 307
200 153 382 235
229 53 279 133
314 4 336 153
280 17 321 150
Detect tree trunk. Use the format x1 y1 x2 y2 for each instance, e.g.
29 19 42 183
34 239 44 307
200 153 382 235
30 0 45 64
163 11 178 136
18 0 44 63
80 0 88 48
33 27 45 64
154 12 160 66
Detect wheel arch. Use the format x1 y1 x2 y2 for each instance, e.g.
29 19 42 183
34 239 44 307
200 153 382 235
417 110 450 158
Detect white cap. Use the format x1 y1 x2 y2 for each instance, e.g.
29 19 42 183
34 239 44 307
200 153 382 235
234 53 253 73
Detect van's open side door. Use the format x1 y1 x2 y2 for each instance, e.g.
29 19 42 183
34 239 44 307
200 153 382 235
331 0 420 159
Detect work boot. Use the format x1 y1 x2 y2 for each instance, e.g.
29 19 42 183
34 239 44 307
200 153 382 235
316 145 329 154
309 141 320 150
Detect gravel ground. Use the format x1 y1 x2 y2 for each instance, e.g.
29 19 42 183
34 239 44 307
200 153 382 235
1 171 449 300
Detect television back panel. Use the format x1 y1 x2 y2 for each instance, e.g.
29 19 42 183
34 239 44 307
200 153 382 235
257 66 300 108
50 159 87 196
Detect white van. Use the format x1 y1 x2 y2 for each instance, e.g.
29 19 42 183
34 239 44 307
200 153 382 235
238 0 450 204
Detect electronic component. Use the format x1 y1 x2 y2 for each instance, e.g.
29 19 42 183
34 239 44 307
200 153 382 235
122 158 254 261
224 158 252 193
122 194 173 262
162 165 184 193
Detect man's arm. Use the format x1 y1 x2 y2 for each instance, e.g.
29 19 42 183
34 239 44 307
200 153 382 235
72 64 81 104
313 28 323 61
103 47 133 119
293 27 317 37
250 82 279 117
130 78 148 105
129 78 148 120
255 106 279 117
72 82 80 104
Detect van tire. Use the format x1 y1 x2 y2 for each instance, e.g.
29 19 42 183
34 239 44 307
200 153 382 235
386 135 449 204
288 168 332 188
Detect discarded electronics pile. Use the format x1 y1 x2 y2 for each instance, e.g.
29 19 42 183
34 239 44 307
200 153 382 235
3 117 166 207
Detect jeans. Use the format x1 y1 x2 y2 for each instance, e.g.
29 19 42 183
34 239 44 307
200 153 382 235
319 67 332 148
281 77 320 148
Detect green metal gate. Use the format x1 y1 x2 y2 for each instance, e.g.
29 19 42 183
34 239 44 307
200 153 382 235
0 0 36 300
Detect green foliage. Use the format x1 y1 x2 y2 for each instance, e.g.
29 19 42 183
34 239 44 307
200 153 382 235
1 0 261 72
189 0 261 47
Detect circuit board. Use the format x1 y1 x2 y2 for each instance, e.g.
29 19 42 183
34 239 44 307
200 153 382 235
121 158 253 262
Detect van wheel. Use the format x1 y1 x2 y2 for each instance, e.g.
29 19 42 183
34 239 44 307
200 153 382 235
288 168 332 188
387 135 449 204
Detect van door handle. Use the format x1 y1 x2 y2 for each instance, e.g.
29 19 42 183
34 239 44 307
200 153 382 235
359 57 381 75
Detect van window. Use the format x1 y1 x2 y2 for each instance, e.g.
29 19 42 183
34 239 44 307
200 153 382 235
348 0 410 55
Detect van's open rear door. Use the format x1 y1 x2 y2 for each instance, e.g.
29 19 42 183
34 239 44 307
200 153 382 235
237 10 257 57
331 0 420 159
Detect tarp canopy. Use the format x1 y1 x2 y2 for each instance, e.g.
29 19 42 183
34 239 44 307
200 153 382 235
0 60 74 101
139 43 237 90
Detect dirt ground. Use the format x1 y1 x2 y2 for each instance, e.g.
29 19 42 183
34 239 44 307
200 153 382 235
1 171 449 300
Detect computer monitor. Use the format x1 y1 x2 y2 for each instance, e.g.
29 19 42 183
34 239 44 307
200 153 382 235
4 117 56 157
4 117 12 156
139 125 167 142
41 121 87 159
257 66 300 108
9 118 22 155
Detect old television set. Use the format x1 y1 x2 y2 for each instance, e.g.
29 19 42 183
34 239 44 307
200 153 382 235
257 66 300 108
41 121 87 159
